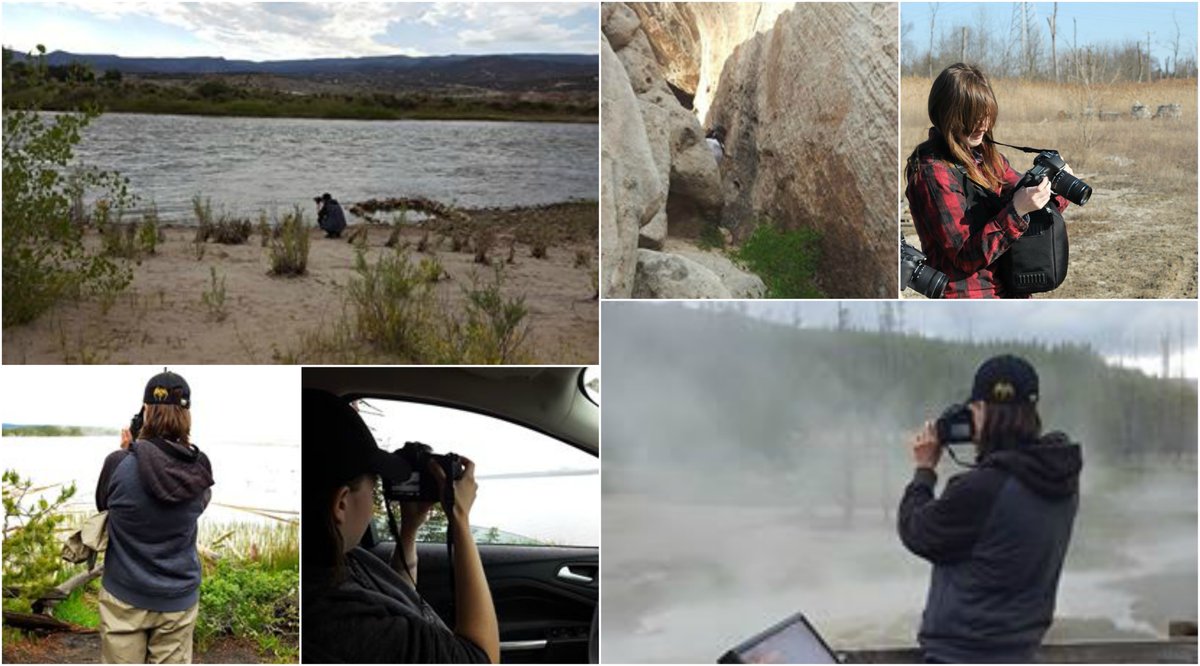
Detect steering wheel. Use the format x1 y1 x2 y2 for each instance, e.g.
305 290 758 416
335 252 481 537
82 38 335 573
588 604 599 664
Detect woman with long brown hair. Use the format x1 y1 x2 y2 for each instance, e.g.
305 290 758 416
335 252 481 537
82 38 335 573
95 370 213 663
905 63 1074 298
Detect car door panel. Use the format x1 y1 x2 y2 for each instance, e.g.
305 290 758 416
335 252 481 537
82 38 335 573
369 541 597 664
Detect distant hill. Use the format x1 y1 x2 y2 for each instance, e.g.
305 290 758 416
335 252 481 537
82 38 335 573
2 423 120 437
6 49 597 92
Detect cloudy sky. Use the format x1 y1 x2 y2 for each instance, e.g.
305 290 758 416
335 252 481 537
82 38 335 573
0 365 300 444
672 301 1199 379
0 2 598 61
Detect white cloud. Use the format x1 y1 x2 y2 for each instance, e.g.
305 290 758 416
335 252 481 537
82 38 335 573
10 1 594 60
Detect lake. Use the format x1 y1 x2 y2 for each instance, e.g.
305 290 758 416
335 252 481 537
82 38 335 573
1 436 298 525
69 113 598 220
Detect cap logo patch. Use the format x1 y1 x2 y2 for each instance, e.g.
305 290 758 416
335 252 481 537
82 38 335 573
153 387 169 401
991 381 1015 402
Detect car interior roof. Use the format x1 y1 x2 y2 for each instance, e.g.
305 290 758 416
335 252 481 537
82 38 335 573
302 367 598 455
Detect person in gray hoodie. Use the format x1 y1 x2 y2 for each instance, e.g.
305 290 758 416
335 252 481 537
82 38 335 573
898 355 1082 663
95 370 213 664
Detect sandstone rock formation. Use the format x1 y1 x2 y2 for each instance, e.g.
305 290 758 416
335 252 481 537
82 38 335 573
633 249 733 299
601 2 899 298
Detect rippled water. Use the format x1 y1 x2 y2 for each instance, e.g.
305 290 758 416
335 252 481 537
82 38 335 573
2 436 298 525
70 113 598 220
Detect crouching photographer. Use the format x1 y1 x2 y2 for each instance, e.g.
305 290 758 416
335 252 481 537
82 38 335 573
904 63 1090 298
301 389 499 664
896 355 1083 663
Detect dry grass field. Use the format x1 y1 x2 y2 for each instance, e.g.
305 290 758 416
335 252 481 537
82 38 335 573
901 77 1197 299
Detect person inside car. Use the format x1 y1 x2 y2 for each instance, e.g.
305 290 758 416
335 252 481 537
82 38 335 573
301 389 499 663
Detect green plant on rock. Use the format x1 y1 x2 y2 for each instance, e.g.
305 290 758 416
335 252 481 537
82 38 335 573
2 470 78 613
734 219 824 299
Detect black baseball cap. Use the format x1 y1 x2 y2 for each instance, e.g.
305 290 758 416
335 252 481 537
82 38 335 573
970 354 1039 404
302 389 412 488
144 370 190 408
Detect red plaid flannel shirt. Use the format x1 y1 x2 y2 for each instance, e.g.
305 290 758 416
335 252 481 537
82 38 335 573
906 149 1068 299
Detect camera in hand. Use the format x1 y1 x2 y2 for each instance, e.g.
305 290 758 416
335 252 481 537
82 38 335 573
382 441 465 503
1017 150 1091 206
936 403 974 447
129 409 144 441
901 239 948 298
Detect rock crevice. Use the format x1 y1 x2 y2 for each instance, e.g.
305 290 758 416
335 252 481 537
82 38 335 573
601 2 898 298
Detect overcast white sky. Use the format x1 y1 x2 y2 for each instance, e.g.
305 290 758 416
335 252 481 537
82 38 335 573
0 366 300 445
0 2 599 60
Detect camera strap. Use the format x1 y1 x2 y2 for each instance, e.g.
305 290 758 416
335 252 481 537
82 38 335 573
384 493 458 628
985 137 1055 154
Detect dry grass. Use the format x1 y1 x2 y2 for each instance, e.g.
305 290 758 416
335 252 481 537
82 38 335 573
901 77 1197 299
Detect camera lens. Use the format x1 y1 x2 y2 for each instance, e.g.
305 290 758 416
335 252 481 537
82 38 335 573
1052 171 1092 206
909 264 948 299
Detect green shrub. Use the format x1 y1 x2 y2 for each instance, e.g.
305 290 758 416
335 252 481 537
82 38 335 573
269 207 310 276
455 268 530 364
1 470 78 612
101 221 139 259
196 560 298 659
734 220 824 298
3 59 134 325
137 205 160 256
347 248 439 359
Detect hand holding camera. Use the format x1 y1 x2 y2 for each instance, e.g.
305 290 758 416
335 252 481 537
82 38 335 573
1013 178 1052 218
911 420 941 469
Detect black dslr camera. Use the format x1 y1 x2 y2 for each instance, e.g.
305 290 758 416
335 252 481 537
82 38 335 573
129 408 144 441
936 403 974 447
382 441 465 503
1016 151 1092 206
901 239 948 298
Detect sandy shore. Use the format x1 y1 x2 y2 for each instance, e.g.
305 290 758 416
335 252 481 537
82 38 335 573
3 203 598 364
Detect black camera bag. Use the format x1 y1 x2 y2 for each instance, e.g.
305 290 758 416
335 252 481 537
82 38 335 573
951 164 1069 295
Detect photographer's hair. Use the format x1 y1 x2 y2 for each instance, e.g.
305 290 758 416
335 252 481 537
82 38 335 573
304 473 374 584
139 403 191 446
907 63 1007 193
979 402 1042 454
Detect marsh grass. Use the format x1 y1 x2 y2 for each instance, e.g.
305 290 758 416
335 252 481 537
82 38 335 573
282 247 531 364
201 266 229 323
268 207 310 276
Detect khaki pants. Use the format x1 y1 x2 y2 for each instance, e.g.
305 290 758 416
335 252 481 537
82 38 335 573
99 586 198 664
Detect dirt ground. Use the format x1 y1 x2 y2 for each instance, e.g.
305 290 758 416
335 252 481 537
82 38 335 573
3 203 598 364
2 632 278 663
900 77 1197 299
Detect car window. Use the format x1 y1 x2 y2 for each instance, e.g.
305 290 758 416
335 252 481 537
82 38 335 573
358 398 598 548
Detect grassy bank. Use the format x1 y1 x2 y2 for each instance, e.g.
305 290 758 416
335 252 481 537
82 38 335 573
4 79 597 124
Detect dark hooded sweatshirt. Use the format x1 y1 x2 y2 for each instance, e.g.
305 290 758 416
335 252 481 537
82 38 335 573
301 547 488 663
96 438 213 612
897 433 1082 663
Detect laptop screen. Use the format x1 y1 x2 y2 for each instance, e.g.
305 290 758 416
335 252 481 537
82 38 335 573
718 613 838 664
